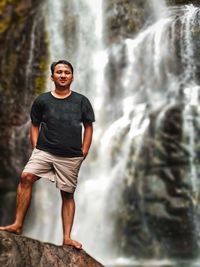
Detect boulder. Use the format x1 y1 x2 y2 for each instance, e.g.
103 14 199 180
0 231 104 267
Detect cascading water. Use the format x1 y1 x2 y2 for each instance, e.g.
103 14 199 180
23 0 200 266
107 4 200 266
150 0 166 19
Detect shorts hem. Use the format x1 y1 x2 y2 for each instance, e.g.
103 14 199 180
56 183 76 193
22 168 55 182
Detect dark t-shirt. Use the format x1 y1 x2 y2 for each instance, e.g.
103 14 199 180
31 91 95 157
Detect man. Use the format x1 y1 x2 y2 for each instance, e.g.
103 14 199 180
0 60 95 249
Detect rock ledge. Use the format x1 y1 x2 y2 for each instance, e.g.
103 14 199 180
0 231 104 267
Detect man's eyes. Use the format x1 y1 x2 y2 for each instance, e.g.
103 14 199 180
56 71 71 74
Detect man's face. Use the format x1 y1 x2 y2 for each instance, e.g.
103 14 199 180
51 64 73 88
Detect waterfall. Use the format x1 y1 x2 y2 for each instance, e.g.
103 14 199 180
150 0 166 19
25 20 37 87
46 0 66 59
23 0 200 266
109 4 200 265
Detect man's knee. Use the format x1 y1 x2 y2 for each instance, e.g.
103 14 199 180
20 172 38 185
60 190 74 199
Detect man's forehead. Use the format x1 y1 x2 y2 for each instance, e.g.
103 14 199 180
55 64 72 71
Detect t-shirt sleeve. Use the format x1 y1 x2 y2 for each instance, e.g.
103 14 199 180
30 97 43 125
81 96 95 123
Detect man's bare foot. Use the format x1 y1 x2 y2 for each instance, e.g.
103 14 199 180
0 224 22 235
63 238 82 249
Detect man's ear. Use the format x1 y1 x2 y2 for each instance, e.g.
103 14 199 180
51 75 54 81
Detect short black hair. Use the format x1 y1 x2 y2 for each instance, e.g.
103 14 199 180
50 60 74 75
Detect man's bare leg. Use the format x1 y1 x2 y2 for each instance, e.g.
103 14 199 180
60 190 82 249
0 172 39 234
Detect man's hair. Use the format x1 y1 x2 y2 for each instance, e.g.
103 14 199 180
50 60 74 75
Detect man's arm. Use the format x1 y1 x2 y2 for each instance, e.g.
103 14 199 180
30 124 40 149
82 123 93 158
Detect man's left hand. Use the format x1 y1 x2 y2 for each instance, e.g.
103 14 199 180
82 148 88 159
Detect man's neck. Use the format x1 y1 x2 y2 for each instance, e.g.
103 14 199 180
52 88 72 98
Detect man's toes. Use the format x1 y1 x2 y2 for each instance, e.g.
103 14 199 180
74 241 82 249
0 225 21 235
64 239 82 249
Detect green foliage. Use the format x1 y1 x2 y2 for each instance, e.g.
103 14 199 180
0 0 30 34
0 0 20 33
0 16 10 34
0 0 14 14
0 1 12 33
35 57 48 95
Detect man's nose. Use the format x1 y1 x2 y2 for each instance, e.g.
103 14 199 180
60 72 66 77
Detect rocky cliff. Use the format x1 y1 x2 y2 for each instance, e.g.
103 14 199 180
0 0 48 225
0 231 104 267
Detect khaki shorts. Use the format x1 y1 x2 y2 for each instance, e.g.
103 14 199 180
23 148 84 193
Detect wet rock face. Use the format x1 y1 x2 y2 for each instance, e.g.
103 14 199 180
0 0 48 224
0 231 104 267
166 0 200 5
103 0 200 259
115 102 200 259
104 0 150 44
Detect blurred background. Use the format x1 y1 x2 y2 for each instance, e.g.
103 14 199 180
0 0 200 266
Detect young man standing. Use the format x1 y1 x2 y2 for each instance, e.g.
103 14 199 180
0 60 95 249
